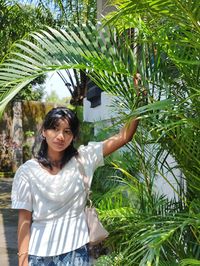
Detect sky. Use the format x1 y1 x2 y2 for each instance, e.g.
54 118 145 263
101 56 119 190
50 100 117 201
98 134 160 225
44 71 71 99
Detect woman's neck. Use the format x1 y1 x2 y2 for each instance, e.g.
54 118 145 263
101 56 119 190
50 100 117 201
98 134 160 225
47 152 64 168
49 158 62 168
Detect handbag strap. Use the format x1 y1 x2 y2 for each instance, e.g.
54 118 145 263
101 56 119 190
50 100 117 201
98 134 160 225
76 156 92 206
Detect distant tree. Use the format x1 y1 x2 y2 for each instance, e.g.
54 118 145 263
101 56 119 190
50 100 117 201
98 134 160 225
45 90 60 103
0 0 56 61
14 76 47 101
45 90 72 104
15 85 45 101
0 0 56 101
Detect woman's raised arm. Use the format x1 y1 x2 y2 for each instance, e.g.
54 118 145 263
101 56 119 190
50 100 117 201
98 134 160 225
103 118 139 157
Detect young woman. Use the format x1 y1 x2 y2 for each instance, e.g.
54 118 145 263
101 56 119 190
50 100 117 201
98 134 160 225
11 106 139 266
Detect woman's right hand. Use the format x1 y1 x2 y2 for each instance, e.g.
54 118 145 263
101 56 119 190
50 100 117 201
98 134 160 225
18 209 32 266
18 253 29 266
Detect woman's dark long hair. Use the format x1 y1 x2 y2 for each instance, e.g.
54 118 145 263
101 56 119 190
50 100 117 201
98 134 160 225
32 107 80 169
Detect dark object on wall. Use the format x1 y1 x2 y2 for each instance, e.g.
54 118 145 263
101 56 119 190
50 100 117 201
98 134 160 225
86 81 102 108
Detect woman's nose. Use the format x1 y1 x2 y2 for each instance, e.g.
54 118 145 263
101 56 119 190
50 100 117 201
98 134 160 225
56 131 64 140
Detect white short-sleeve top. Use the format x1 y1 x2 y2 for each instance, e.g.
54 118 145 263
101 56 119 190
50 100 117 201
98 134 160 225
11 142 104 256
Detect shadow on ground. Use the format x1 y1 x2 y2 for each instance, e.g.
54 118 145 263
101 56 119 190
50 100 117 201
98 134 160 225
0 178 18 266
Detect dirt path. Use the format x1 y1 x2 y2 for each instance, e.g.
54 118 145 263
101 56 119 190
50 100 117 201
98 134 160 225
0 178 18 266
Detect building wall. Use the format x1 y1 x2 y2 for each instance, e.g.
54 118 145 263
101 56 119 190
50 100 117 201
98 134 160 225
83 92 118 122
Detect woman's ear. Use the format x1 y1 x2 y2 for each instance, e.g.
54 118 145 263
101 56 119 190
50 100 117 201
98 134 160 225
73 135 77 141
42 129 46 138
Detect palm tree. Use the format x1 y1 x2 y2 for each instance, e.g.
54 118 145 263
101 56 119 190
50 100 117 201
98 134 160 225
95 0 200 264
0 0 199 264
31 0 98 104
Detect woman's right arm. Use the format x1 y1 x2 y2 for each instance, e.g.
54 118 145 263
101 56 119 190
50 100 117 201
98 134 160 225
17 209 32 266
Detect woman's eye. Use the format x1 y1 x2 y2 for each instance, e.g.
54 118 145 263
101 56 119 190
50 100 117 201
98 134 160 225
65 130 72 135
52 127 59 131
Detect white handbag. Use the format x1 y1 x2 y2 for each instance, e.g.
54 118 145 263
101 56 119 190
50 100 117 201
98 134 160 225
76 157 109 246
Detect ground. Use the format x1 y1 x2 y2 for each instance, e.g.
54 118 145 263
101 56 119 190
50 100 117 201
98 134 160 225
0 178 18 266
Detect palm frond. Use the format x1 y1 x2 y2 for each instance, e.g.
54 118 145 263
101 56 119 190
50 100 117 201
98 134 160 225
180 259 200 266
0 22 175 119
0 24 122 114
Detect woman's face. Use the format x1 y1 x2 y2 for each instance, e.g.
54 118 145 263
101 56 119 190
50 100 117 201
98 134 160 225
42 118 73 155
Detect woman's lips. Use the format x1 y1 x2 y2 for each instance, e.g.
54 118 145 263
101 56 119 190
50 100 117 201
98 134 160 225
53 142 65 148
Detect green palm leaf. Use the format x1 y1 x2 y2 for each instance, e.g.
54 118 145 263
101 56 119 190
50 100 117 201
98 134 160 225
0 23 171 118
180 259 200 266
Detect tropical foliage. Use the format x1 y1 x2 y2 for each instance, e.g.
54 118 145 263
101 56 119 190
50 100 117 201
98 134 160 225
0 0 56 61
0 0 200 265
94 0 200 265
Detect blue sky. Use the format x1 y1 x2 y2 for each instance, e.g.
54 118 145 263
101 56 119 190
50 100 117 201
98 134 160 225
45 72 71 99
